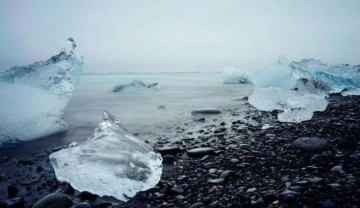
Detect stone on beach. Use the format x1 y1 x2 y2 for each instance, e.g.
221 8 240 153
292 137 331 152
32 193 73 208
187 147 215 157
191 108 221 115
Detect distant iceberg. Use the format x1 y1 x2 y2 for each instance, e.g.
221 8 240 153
113 79 160 92
50 110 163 202
0 40 82 143
221 67 252 84
249 56 359 122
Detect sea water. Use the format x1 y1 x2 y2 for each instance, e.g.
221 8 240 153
1 72 254 157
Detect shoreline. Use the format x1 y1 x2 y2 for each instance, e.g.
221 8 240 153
1 93 359 207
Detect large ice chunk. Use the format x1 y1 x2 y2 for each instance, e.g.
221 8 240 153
249 87 328 122
290 59 360 93
49 110 163 201
222 67 252 84
251 56 297 89
0 41 82 142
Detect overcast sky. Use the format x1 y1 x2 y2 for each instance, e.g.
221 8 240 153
0 0 359 72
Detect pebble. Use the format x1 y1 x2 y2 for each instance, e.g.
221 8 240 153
265 134 276 139
155 145 182 155
187 147 215 157
189 202 205 208
330 165 344 174
247 188 257 193
292 137 331 152
73 203 91 208
79 191 97 201
329 183 341 188
4 197 25 208
191 108 221 115
208 178 224 184
204 162 216 169
171 185 185 194
219 170 234 180
318 200 336 208
230 158 239 163
7 185 19 198
32 193 72 208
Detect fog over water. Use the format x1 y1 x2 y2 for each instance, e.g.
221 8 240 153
0 0 360 72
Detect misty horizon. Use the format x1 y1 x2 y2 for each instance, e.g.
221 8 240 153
1 0 360 73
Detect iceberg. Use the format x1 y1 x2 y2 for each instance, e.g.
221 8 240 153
0 41 82 142
49 110 163 201
113 79 160 92
222 67 252 84
251 56 297 89
249 87 328 122
290 59 360 93
249 56 359 123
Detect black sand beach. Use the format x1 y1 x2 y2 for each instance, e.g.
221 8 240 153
1 93 359 208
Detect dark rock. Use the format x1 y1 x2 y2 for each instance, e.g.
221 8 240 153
154 145 182 155
5 197 24 208
189 202 205 208
79 191 97 201
8 185 19 198
0 156 9 163
162 155 176 164
251 199 265 208
281 194 298 208
73 203 91 208
17 159 34 166
63 183 75 195
93 202 112 208
191 108 221 115
194 117 206 122
292 137 331 152
262 192 278 204
318 201 336 208
171 185 184 194
32 193 72 208
187 147 215 157
204 162 216 169
36 166 43 172
208 178 224 184
219 170 235 180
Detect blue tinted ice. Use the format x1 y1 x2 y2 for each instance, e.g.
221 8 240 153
0 40 82 142
290 59 360 93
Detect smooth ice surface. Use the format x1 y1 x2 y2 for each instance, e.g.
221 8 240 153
249 87 328 122
291 59 360 93
49 110 163 201
251 56 296 89
0 49 82 141
222 67 251 84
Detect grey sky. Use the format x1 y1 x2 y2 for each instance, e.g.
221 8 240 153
0 0 359 72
